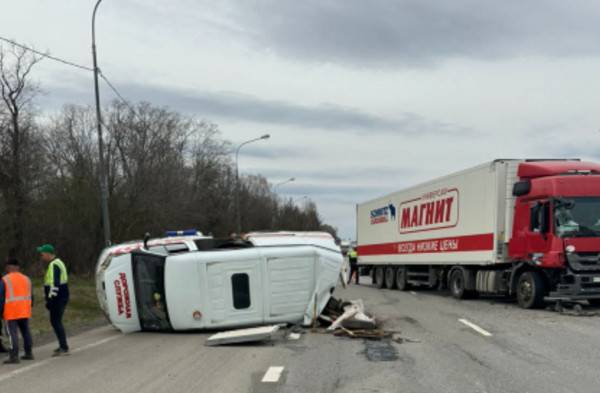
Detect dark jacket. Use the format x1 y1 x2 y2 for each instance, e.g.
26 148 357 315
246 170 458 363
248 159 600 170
44 263 69 307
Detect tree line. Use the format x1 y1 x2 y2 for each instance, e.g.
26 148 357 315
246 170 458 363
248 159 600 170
0 44 337 274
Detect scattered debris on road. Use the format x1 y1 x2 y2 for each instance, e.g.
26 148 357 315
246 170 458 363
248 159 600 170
323 298 377 330
333 327 389 340
317 297 402 341
288 332 301 340
206 297 416 347
206 325 281 346
549 301 600 317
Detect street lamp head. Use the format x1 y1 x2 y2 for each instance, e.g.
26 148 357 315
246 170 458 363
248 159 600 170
261 134 270 140
290 177 296 182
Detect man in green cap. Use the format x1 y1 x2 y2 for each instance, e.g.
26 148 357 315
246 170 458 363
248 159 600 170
38 244 70 356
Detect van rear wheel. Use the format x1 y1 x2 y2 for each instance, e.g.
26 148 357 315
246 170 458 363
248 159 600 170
516 271 546 309
385 267 396 289
374 267 386 289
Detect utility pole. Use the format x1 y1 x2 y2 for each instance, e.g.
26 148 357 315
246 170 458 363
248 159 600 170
235 134 270 234
92 0 111 247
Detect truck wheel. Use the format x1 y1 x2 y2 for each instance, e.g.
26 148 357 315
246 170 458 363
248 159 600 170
385 267 396 289
449 269 467 299
516 271 546 309
395 267 409 291
374 266 386 289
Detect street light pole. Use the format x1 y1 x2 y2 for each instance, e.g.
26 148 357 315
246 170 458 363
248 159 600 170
92 0 111 247
235 134 270 234
274 177 295 193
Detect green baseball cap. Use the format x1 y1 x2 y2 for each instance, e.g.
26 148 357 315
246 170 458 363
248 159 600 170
37 244 56 254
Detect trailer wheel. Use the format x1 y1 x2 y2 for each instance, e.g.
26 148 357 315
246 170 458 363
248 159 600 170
516 271 546 309
374 266 386 289
449 269 467 299
395 267 409 291
384 267 396 289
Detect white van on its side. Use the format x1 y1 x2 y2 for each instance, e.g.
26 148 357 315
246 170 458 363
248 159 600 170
96 231 343 333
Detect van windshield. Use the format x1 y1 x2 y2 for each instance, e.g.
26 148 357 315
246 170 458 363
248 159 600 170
555 197 600 238
132 252 172 331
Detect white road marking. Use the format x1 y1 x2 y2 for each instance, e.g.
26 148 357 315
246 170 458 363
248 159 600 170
0 334 121 383
261 366 285 383
288 332 301 340
409 291 417 295
458 318 492 337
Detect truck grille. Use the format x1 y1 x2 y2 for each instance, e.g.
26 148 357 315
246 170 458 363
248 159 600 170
567 252 600 272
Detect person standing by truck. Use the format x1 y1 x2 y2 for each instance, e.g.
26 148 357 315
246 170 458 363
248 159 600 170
348 248 359 284
0 258 34 364
38 244 70 356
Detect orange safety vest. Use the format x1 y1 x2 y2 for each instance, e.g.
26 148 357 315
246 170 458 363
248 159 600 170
2 272 32 320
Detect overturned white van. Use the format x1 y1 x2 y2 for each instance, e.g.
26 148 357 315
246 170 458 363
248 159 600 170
95 231 343 333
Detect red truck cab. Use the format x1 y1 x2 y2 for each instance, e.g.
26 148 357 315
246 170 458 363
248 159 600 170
509 161 600 304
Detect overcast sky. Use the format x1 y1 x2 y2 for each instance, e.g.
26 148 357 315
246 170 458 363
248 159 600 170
2 0 600 239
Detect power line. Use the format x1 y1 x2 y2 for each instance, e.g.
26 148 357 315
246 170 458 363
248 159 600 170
99 72 140 119
99 72 133 107
0 35 93 72
0 35 138 117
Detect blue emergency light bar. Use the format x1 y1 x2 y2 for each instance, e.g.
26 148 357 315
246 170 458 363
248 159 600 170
165 229 198 237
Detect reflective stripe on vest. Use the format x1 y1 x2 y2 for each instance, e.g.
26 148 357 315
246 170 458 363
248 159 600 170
44 258 68 286
4 274 32 303
3 273 32 320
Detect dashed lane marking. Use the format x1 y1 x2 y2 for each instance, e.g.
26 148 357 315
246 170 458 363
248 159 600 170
409 291 417 295
458 318 493 337
261 366 285 383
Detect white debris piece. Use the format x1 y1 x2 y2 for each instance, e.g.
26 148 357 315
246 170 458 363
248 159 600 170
288 332 301 340
327 299 376 331
206 325 280 346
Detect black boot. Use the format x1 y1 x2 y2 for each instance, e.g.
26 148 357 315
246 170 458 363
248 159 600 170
4 356 20 364
21 353 34 361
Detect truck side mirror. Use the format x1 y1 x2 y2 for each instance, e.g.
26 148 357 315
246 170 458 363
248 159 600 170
513 180 531 197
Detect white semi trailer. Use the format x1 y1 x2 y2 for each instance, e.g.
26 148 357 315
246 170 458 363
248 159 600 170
356 159 600 308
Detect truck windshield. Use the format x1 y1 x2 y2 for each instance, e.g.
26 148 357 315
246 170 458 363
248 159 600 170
555 197 600 238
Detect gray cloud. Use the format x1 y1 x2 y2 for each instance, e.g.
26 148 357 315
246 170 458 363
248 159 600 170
259 166 414 183
239 145 307 160
42 78 471 135
224 0 600 66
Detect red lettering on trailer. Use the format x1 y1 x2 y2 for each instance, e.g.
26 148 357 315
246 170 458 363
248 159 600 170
399 189 459 234
357 233 494 256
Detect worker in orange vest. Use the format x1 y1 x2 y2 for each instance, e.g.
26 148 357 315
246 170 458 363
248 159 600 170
0 258 33 364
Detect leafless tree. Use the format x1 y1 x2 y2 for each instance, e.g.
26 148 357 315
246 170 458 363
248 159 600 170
0 43 42 258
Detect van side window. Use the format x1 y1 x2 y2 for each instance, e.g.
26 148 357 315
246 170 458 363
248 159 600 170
231 273 251 309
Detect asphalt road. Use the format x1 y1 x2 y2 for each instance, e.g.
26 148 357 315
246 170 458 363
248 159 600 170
3 277 600 393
